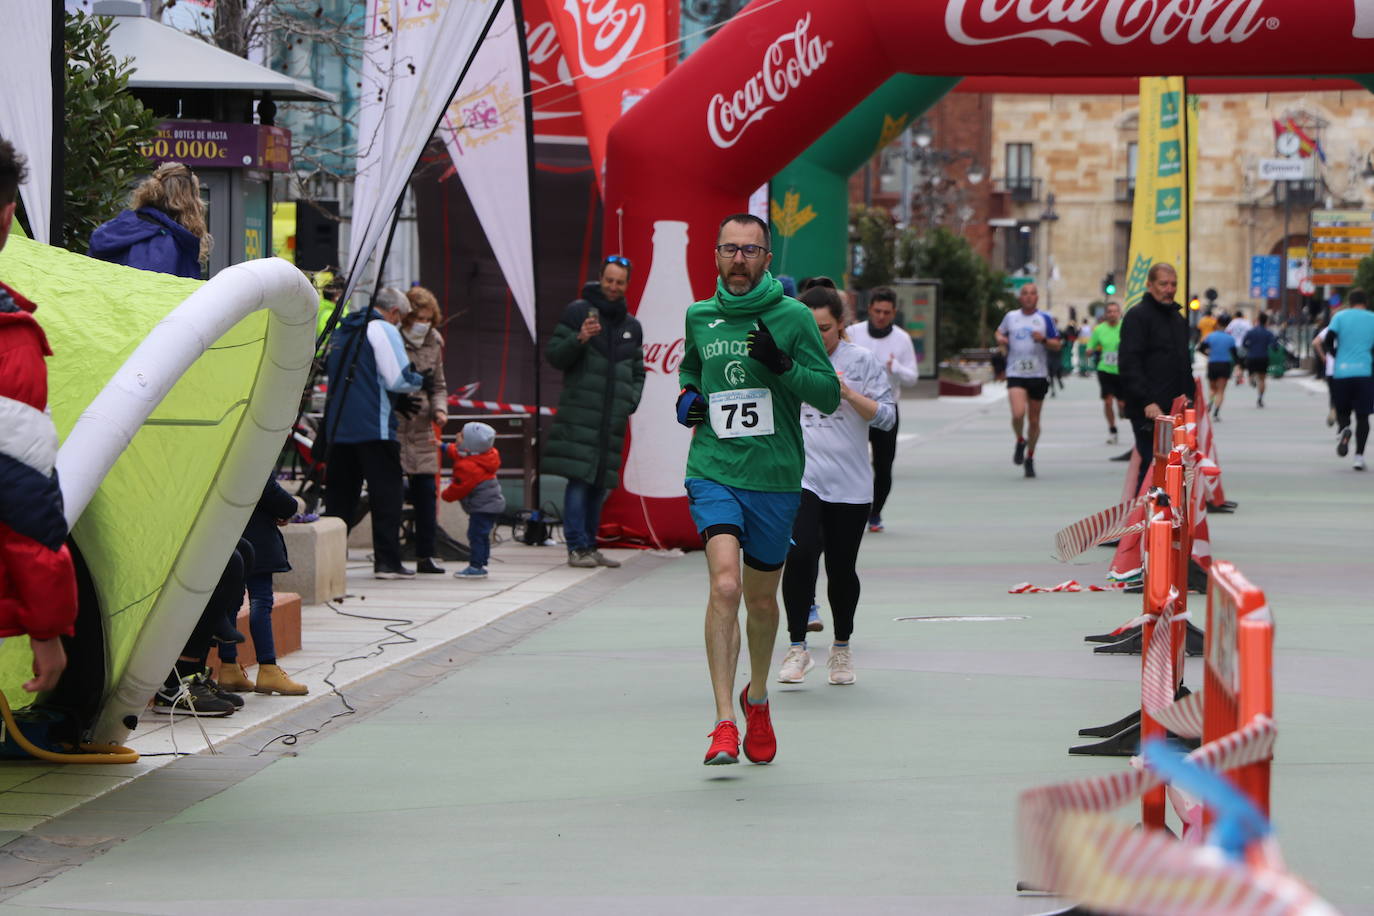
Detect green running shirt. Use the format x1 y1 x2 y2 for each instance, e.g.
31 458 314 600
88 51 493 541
679 273 840 492
1090 321 1123 375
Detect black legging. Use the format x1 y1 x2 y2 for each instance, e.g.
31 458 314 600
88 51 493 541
782 490 870 643
868 404 899 518
407 473 437 558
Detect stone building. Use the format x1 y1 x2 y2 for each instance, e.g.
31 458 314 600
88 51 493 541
988 90 1374 321
853 88 1374 323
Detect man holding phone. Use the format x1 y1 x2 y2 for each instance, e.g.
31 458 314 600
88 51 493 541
543 256 645 567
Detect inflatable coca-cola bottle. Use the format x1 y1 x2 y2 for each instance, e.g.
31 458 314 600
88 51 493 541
622 220 693 499
1357 0 1374 38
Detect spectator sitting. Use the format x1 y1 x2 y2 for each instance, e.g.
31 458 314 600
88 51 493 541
153 541 253 716
217 477 309 697
0 136 76 692
88 162 211 279
441 422 505 580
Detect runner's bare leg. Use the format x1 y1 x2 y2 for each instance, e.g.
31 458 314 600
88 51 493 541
741 564 784 702
704 534 744 722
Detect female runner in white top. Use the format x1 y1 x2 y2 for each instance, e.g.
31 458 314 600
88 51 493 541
778 286 896 686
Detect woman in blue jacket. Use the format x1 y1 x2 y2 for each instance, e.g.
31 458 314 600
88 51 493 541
88 162 210 279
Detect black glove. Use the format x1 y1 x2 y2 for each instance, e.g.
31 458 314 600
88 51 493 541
676 385 708 427
419 369 436 394
747 318 792 374
393 393 423 419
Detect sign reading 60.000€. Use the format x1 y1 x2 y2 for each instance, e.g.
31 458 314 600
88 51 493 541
139 121 291 173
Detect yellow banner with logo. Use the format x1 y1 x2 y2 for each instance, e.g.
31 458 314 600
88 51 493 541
1124 77 1197 310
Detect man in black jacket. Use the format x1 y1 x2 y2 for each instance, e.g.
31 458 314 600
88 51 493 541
1119 263 1193 491
543 257 645 568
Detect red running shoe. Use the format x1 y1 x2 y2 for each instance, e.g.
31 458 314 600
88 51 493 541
704 720 740 765
738 684 777 764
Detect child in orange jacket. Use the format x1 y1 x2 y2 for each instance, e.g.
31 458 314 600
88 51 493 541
442 422 505 579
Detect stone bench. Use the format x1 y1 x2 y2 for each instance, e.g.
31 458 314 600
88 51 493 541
210 591 301 672
277 516 347 604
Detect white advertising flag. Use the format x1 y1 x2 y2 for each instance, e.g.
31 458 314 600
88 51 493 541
437 0 536 340
0 2 53 244
347 0 503 304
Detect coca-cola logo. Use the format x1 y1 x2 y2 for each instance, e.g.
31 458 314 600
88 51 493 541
707 15 831 150
560 0 646 80
944 0 1270 47
643 338 685 375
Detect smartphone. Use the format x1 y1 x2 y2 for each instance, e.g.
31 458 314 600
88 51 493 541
588 307 599 322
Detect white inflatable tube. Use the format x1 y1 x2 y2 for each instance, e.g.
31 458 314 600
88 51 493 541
56 259 317 746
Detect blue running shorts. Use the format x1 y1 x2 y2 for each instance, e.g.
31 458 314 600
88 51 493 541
685 478 801 571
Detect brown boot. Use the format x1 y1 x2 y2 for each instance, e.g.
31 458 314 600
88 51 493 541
254 664 309 696
217 662 254 692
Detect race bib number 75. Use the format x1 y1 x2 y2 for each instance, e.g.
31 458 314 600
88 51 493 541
709 388 775 439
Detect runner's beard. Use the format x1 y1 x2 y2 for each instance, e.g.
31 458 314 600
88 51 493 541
725 267 756 295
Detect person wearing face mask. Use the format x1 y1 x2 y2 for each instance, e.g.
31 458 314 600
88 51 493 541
397 286 449 573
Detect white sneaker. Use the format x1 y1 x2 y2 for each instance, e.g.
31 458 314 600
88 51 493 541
1355 455 1366 472
777 645 813 683
827 646 855 686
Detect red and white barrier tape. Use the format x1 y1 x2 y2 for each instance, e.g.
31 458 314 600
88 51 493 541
1141 587 1198 737
447 397 556 417
1054 494 1150 562
1016 717 1325 916
1009 579 1130 593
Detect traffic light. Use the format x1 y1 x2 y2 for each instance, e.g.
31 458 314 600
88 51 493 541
1189 295 1201 311
1102 272 1117 296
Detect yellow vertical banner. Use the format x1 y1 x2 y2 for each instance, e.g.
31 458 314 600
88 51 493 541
1125 78 1197 309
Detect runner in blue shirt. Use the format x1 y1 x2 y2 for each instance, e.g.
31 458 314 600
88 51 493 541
1326 289 1374 470
1199 320 1238 420
1240 313 1278 408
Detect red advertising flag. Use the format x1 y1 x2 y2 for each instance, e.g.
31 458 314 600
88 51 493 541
524 0 587 143
544 0 677 192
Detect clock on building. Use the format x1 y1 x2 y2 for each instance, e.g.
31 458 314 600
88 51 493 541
1276 130 1301 158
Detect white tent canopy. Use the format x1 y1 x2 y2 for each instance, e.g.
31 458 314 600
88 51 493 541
102 3 335 101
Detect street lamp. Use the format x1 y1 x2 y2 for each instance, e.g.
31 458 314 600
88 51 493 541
1039 191 1060 312
894 118 985 231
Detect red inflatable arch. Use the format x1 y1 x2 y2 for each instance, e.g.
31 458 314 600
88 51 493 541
601 0 1374 548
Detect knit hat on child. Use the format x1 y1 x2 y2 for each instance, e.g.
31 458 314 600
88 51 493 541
460 421 496 455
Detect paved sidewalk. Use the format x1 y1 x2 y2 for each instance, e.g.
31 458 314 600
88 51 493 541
3 375 1371 914
0 541 628 837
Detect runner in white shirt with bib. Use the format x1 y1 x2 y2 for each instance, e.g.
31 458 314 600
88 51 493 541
847 286 917 532
995 283 1062 479
778 286 896 687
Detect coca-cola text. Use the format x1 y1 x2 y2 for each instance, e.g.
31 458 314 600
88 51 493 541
707 15 830 149
944 0 1269 47
643 338 685 375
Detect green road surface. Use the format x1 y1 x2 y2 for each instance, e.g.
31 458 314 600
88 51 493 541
4 374 1371 914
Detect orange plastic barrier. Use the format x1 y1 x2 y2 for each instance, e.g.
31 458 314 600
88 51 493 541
1204 561 1274 819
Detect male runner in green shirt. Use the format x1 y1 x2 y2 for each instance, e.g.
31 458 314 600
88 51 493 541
675 213 840 765
1090 301 1125 445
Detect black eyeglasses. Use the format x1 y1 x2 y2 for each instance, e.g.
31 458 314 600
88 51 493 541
715 244 769 260
604 255 632 270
